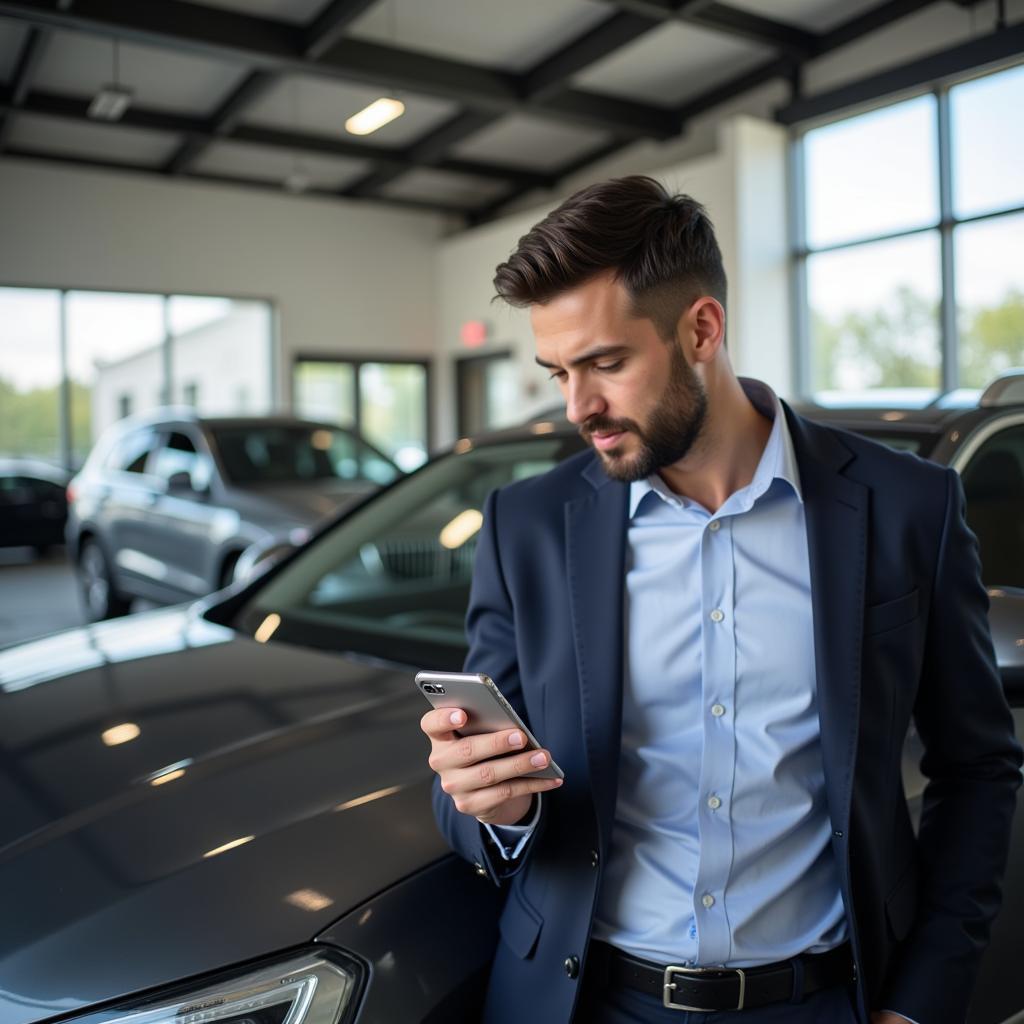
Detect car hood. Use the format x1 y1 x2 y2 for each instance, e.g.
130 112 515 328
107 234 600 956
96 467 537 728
230 480 378 526
0 607 445 1024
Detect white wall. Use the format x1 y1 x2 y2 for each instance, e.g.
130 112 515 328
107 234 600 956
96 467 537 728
0 161 447 414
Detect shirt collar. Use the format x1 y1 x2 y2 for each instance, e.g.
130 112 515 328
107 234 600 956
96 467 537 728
628 377 803 518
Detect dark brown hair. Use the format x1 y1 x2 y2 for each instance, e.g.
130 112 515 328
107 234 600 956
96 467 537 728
493 175 726 341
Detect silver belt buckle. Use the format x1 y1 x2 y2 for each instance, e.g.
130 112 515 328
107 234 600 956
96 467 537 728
663 964 746 1012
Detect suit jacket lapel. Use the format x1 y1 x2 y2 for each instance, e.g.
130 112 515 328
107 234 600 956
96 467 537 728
784 404 867 834
566 457 629 847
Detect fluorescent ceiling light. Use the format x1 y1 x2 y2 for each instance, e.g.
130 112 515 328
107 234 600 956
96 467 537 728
345 97 405 136
87 84 133 122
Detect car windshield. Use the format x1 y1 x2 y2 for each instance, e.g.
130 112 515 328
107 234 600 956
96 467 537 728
211 425 399 486
234 435 583 666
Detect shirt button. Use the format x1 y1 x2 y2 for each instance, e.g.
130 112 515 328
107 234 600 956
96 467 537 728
708 520 721 532
707 795 722 810
701 893 715 909
709 609 724 623
711 703 726 717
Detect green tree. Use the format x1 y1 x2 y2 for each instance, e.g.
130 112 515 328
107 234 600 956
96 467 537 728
812 286 940 391
960 287 1024 388
0 375 93 466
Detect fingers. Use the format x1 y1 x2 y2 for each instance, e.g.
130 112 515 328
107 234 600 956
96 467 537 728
420 706 467 739
440 746 556 795
427 725 534 773
448 774 563 819
420 706 563 822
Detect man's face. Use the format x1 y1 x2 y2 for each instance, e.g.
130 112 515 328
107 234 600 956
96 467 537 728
532 272 708 482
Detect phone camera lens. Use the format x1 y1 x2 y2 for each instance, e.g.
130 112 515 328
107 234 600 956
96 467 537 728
435 684 446 694
422 684 437 693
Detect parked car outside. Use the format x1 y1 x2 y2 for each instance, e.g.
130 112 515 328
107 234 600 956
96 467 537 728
65 409 402 620
0 458 69 555
1 375 1022 1024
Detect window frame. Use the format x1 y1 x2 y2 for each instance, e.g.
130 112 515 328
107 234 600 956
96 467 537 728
291 352 434 458
0 284 278 472
792 63 1024 400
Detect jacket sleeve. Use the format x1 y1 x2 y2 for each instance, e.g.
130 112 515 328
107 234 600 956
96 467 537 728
431 487 541 884
882 468 1022 1021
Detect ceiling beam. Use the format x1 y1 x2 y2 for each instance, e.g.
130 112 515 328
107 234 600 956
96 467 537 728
596 0 818 58
164 68 276 175
329 11 670 201
676 53 793 120
302 0 377 61
2 146 476 217
472 46 800 224
165 0 381 175
0 26 49 149
5 89 551 189
523 10 661 100
777 21 1024 123
341 110 512 198
0 0 677 138
816 0 944 52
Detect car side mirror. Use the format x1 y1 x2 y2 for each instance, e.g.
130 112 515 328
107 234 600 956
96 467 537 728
167 471 199 493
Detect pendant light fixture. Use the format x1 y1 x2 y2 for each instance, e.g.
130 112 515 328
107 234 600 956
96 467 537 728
284 79 311 193
88 37 133 121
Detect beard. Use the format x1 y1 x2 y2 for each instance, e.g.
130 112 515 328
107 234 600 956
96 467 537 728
580 343 708 482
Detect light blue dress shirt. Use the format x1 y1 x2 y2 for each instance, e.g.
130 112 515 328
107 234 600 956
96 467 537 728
490 379 848 965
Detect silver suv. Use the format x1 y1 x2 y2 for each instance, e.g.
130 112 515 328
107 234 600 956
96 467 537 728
66 408 401 619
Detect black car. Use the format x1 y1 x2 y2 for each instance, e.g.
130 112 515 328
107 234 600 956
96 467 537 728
1 377 1022 1024
0 458 69 555
65 409 402 621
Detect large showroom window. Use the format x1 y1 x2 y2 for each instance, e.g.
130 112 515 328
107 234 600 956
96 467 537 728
293 357 430 472
0 287 274 469
796 62 1024 403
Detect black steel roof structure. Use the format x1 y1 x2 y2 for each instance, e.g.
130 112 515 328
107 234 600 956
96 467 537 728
0 0 1018 223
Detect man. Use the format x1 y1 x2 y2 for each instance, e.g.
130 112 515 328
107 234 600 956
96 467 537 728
421 176 1020 1024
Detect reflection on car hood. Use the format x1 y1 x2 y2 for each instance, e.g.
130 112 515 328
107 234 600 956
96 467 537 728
232 480 377 524
0 608 445 1024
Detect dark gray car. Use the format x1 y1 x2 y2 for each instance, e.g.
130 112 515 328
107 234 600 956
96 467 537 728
1 380 1021 1024
65 409 401 620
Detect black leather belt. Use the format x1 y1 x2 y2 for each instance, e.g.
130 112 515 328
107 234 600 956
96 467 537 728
591 940 855 1012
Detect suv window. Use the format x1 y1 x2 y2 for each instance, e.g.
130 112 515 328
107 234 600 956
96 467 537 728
104 428 159 475
151 431 209 490
961 423 1024 588
211 425 399 486
237 437 582 665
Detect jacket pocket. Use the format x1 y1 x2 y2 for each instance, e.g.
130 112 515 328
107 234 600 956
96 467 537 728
884 862 919 942
866 588 920 636
498 880 543 959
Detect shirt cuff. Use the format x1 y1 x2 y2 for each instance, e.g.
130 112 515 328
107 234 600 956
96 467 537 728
481 796 542 861
881 1012 920 1024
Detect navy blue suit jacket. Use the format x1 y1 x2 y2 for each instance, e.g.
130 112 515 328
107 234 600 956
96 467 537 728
432 404 1021 1024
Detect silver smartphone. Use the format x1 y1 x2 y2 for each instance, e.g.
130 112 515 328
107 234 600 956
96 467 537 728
415 670 564 781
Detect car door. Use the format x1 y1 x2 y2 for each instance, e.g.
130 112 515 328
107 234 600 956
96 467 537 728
142 428 223 600
99 426 165 595
958 418 1024 590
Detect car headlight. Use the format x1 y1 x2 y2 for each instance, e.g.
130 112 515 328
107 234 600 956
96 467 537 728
73 952 363 1024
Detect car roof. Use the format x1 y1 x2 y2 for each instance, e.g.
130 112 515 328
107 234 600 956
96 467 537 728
0 458 70 482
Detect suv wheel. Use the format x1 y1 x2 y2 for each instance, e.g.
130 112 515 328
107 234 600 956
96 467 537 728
78 539 131 620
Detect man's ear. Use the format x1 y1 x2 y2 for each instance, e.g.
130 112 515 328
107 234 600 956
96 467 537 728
678 297 725 364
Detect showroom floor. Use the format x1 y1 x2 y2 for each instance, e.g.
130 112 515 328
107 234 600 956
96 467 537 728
0 547 85 648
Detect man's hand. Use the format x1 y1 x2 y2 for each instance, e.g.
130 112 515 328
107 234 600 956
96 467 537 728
871 1013 915 1023
421 707 563 826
